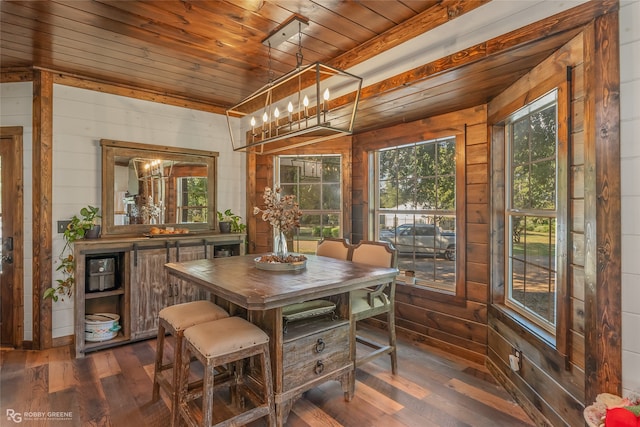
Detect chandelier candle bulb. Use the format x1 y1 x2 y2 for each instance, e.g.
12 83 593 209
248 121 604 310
262 111 269 137
303 95 309 126
274 107 280 135
287 101 293 130
323 88 330 122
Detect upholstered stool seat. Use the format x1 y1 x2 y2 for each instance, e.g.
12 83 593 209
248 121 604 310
179 316 275 427
152 300 229 427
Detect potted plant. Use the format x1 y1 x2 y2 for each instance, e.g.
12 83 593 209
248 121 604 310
217 209 246 233
44 205 101 301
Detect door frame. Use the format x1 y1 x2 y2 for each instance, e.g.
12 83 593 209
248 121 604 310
1 126 24 348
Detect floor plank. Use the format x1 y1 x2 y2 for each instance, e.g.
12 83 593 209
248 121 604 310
0 328 534 426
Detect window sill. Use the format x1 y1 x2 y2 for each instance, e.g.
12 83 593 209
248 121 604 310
490 303 555 349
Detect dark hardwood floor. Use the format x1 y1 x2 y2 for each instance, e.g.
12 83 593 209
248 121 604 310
0 326 534 427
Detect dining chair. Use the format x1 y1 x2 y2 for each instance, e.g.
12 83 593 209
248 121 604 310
349 240 398 377
316 237 351 260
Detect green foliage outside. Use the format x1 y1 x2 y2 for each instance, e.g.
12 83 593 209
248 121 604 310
378 138 456 211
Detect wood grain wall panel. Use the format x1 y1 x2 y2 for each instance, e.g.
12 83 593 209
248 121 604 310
571 298 586 334
466 144 487 165
466 203 489 224
466 261 488 285
395 285 487 323
583 11 622 402
571 265 585 301
572 98 585 133
466 281 488 303
467 223 489 244
393 316 487 356
488 314 585 402
467 243 489 264
572 131 585 166
572 232 585 266
572 165 585 199
466 164 488 185
571 199 585 233
571 330 586 370
466 183 487 204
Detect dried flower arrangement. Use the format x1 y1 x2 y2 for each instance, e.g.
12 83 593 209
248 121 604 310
253 186 305 262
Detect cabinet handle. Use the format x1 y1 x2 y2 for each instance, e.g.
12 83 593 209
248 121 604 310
174 283 179 297
314 360 325 375
168 283 173 298
133 243 139 267
315 338 325 353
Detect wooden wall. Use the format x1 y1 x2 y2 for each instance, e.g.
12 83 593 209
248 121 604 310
485 32 589 427
351 106 490 365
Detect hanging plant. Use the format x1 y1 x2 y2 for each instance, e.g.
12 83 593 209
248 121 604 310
44 205 100 301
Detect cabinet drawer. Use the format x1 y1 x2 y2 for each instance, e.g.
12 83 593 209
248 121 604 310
282 322 350 391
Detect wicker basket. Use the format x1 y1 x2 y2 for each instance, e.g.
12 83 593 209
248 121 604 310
85 313 121 342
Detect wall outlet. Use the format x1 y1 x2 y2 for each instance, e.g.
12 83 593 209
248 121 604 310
509 350 521 372
57 220 71 233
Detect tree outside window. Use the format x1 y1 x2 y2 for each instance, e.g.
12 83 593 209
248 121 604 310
177 177 207 223
374 137 457 291
277 155 342 254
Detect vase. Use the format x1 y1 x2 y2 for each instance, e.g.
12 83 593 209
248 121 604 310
274 230 288 259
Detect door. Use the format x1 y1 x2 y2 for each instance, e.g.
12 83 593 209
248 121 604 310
130 248 171 339
0 128 23 348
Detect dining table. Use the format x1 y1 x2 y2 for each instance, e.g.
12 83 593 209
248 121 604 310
164 253 398 426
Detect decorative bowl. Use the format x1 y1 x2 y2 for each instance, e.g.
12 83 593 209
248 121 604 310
254 254 307 271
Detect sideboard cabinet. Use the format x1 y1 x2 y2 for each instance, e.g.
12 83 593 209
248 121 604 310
74 234 245 357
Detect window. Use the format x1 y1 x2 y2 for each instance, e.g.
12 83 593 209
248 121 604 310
505 90 558 334
373 138 457 291
277 155 342 254
177 177 207 223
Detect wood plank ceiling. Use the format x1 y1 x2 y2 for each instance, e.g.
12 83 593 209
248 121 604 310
1 0 595 134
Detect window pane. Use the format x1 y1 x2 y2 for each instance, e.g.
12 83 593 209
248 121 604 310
297 184 321 210
437 176 456 210
322 157 341 182
530 160 556 210
379 179 398 209
508 215 557 327
322 183 340 210
277 155 342 253
375 139 456 291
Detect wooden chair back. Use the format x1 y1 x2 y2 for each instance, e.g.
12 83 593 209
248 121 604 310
350 240 397 269
316 237 351 260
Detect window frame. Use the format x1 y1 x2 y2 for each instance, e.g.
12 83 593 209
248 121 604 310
370 135 465 296
504 90 559 335
491 83 569 352
275 154 343 254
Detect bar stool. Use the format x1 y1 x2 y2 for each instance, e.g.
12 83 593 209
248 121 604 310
152 300 229 427
179 316 275 427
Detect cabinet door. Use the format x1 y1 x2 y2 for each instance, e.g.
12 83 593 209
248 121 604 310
174 245 210 304
130 248 170 339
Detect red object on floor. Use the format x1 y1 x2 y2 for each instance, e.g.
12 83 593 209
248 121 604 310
605 408 640 427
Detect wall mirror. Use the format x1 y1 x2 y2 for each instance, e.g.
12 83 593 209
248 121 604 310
101 139 218 236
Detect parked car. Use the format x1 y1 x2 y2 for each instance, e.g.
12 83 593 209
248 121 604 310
380 224 455 260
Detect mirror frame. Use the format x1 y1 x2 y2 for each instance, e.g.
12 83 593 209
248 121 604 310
101 139 218 236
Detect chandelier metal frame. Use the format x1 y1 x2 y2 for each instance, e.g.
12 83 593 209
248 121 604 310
226 16 362 155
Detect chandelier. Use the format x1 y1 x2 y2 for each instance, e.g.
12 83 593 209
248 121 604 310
226 16 363 155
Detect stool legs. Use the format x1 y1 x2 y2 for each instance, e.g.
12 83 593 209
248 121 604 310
179 341 275 427
151 321 166 402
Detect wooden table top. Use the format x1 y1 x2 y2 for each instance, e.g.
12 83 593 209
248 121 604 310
165 254 398 310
